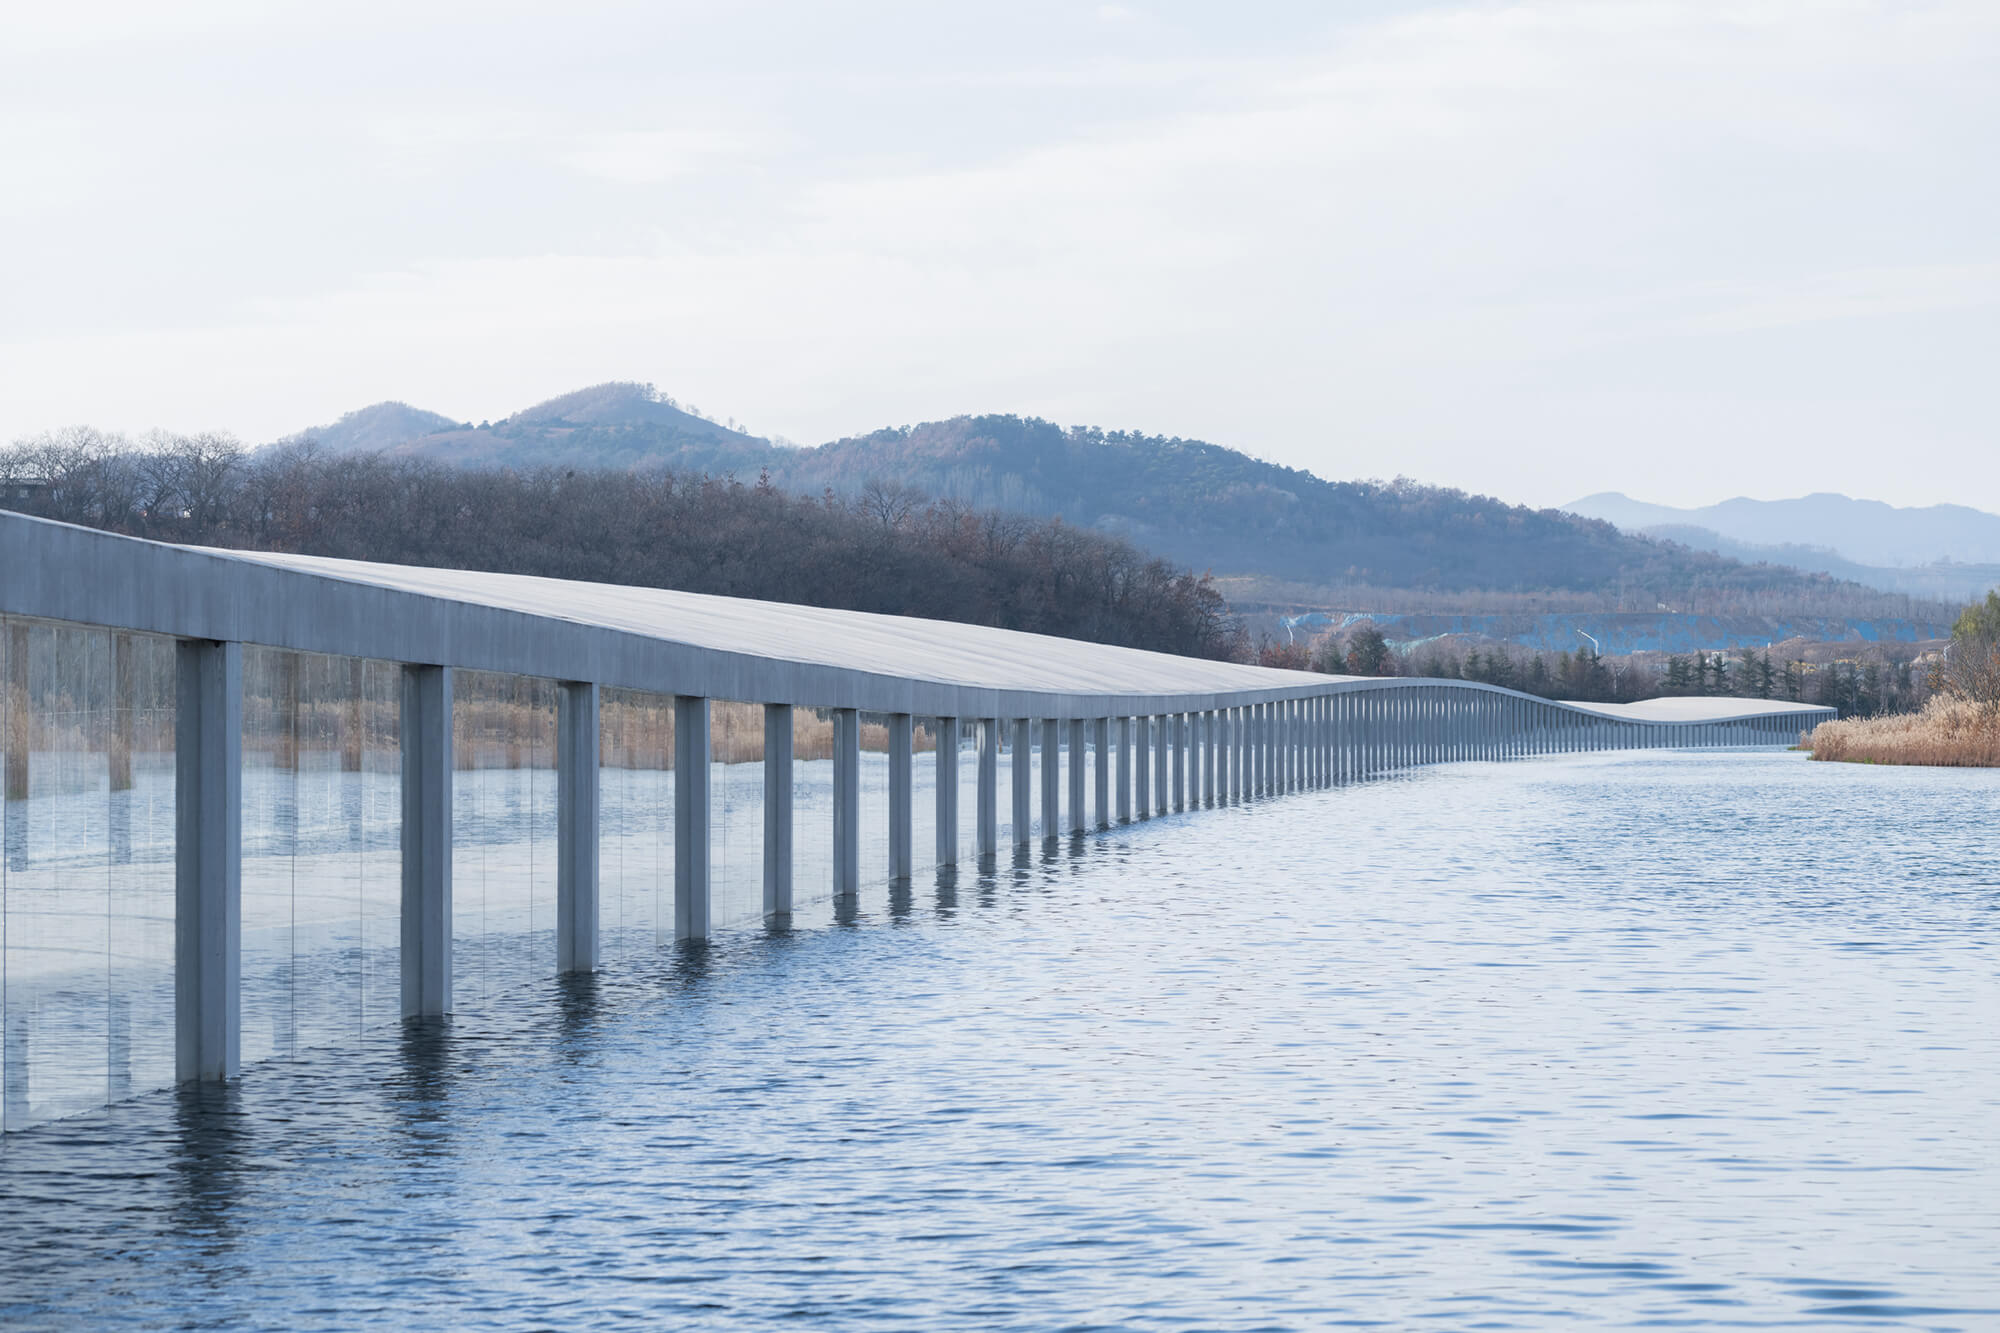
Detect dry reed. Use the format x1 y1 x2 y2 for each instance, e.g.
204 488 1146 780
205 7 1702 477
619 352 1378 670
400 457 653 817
1806 695 2000 767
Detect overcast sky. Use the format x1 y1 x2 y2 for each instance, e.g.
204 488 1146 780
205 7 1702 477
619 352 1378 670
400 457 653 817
2 1 1993 509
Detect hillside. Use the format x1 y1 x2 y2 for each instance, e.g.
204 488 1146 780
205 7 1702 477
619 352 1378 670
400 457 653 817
281 401 465 453
274 387 1932 617
759 416 1899 612
286 381 774 473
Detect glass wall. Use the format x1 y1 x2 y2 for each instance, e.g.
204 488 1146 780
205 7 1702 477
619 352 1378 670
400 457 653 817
239 648 402 1067
710 701 767 929
452 672 557 1019
1 617 176 1132
599 689 672 966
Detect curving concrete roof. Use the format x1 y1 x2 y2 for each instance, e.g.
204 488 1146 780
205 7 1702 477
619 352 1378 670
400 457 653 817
0 508 1833 725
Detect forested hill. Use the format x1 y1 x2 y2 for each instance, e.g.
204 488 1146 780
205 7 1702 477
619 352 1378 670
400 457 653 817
270 388 1911 613
763 416 1869 610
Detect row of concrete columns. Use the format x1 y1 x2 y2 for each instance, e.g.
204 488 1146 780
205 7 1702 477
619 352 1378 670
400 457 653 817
167 646 1808 1082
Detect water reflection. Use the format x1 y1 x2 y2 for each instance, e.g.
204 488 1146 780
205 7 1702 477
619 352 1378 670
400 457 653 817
0 751 1996 1330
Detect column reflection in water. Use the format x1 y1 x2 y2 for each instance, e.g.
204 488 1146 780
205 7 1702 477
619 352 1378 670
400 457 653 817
1 617 176 1131
239 648 402 1068
598 689 672 965
451 671 557 1019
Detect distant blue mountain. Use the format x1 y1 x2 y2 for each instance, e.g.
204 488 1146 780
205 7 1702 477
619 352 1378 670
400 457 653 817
1565 491 2000 569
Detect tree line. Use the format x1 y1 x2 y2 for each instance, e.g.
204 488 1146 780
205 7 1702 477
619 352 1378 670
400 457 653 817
1 428 1246 661
1250 623 1939 714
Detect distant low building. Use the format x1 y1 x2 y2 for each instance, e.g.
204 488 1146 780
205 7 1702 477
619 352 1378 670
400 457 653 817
1 478 48 508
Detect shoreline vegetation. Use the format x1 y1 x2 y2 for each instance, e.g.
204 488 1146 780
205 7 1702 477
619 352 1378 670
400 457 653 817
1807 696 2000 767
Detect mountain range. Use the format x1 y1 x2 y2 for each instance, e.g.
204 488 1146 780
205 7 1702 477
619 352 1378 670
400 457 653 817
276 382 1978 621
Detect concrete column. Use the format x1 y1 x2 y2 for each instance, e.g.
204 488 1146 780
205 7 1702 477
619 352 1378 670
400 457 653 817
1012 718 1034 844
888 712 913 880
1093 717 1110 829
828 704 860 892
1115 717 1133 821
1305 697 1317 787
1256 700 1272 792
1203 711 1218 805
556 680 599 974
177 639 242 1081
1154 715 1171 813
398 662 451 1021
1292 699 1303 789
1134 716 1151 818
833 707 860 895
977 717 999 857
1170 713 1186 811
935 716 959 867
764 703 793 917
1067 717 1087 835
1208 704 1224 800
675 695 712 938
1041 718 1060 837
1235 706 1249 797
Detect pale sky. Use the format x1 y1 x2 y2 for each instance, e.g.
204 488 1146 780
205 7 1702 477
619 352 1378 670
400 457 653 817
2 1 1994 509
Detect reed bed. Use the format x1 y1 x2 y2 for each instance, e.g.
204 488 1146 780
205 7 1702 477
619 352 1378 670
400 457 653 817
1807 695 2000 767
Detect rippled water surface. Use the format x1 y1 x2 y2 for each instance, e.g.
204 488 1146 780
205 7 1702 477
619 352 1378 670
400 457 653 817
3 750 1998 1330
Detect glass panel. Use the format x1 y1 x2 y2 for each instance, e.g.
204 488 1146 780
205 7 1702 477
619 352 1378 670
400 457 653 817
239 648 402 1067
1 618 175 1132
452 671 557 1020
791 709 836 925
599 689 672 966
710 700 765 930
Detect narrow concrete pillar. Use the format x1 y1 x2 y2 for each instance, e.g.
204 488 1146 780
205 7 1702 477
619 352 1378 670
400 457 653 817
399 662 451 1021
935 716 959 867
1093 717 1110 829
1134 715 1151 817
977 717 999 857
1066 718 1086 834
888 713 913 879
1011 717 1034 844
764 703 794 916
556 680 599 974
1171 713 1186 811
177 639 242 1082
1213 709 1226 800
1202 711 1218 805
834 707 860 896
1041 718 1061 837
1116 717 1133 821
1234 706 1248 797
1154 715 1170 814
675 695 712 938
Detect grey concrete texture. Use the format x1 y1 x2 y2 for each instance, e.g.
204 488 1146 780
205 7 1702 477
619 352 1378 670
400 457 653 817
0 509 1834 728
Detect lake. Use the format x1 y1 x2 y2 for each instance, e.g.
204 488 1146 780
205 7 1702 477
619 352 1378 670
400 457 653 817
2 749 1996 1329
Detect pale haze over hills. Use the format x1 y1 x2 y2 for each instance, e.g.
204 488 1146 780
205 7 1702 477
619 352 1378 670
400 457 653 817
1566 491 2000 601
